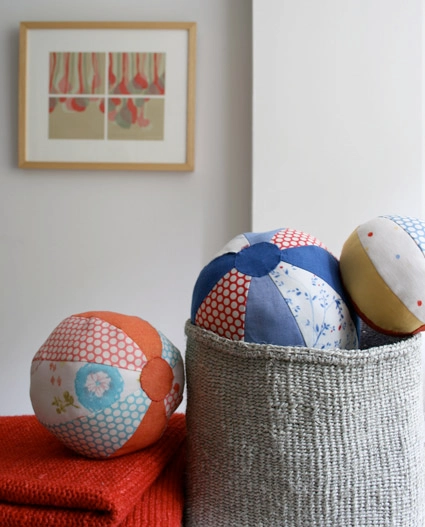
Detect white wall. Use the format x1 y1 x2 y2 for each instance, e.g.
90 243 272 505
252 0 425 416
253 0 423 256
0 0 252 414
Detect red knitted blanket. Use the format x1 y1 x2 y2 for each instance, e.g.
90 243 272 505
0 413 186 527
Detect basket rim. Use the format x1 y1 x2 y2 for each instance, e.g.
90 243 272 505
185 320 422 366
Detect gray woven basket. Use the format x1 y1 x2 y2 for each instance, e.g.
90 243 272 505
184 320 425 527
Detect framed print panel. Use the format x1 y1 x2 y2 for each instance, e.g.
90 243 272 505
18 22 196 171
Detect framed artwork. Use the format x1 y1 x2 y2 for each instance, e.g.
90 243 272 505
18 21 196 171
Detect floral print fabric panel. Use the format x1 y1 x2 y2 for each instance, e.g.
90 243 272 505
269 263 358 349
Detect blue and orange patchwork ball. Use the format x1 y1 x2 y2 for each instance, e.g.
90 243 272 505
30 311 184 458
340 215 425 335
191 228 360 349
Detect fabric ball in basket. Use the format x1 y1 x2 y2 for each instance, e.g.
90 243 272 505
30 311 184 458
340 215 425 335
191 228 360 349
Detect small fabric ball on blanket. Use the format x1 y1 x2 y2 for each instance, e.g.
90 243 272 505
191 228 360 349
340 215 425 335
30 311 184 458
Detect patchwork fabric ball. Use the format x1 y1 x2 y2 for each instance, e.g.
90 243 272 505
191 228 360 349
340 215 425 335
30 311 184 458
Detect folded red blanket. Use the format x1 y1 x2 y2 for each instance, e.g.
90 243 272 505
0 413 186 527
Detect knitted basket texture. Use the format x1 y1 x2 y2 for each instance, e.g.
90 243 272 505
184 321 425 527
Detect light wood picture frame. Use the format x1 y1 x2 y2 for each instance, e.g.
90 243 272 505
18 21 196 171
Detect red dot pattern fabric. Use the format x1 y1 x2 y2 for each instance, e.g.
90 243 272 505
271 228 326 250
33 316 148 371
165 384 183 417
195 269 251 341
